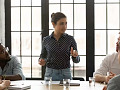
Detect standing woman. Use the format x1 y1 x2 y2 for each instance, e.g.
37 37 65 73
38 12 80 81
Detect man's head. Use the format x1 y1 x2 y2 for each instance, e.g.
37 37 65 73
0 43 10 61
116 32 120 52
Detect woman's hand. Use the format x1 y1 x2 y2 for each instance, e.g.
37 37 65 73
70 47 78 57
38 58 46 66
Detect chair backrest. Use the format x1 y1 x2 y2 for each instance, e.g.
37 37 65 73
72 77 85 81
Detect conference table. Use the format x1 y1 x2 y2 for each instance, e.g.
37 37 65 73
9 80 105 90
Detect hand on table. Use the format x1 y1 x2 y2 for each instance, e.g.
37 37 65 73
2 80 11 87
103 85 107 90
105 72 116 83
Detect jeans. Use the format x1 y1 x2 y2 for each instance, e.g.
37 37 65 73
45 67 72 81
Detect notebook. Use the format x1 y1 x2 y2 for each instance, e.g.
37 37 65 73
59 80 80 86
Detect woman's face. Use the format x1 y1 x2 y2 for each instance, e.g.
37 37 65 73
53 18 67 34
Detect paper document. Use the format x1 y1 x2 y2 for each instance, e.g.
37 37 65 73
8 83 31 90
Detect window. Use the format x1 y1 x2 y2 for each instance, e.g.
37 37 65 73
94 0 120 71
11 0 42 78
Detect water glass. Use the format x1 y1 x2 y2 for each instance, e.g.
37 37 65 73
45 77 52 85
89 77 95 86
107 72 110 76
89 77 93 86
63 79 70 88
93 72 95 86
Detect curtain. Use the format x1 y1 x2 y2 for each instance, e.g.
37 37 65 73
0 0 5 45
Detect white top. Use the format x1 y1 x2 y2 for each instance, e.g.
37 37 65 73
95 52 120 76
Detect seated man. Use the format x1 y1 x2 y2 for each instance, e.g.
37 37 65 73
94 32 120 83
0 43 25 80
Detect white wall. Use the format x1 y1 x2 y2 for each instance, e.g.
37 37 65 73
0 0 5 45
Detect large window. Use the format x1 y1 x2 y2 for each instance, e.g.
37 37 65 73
11 0 42 78
94 0 120 71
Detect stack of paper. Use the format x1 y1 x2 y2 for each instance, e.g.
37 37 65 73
8 82 31 90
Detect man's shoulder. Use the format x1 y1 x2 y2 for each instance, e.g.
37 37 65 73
105 52 117 59
103 52 117 63
9 55 19 62
107 52 117 56
10 55 17 59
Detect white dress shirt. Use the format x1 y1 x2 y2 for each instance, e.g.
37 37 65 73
95 52 120 76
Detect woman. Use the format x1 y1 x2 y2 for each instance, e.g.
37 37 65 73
38 12 80 81
0 80 10 90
